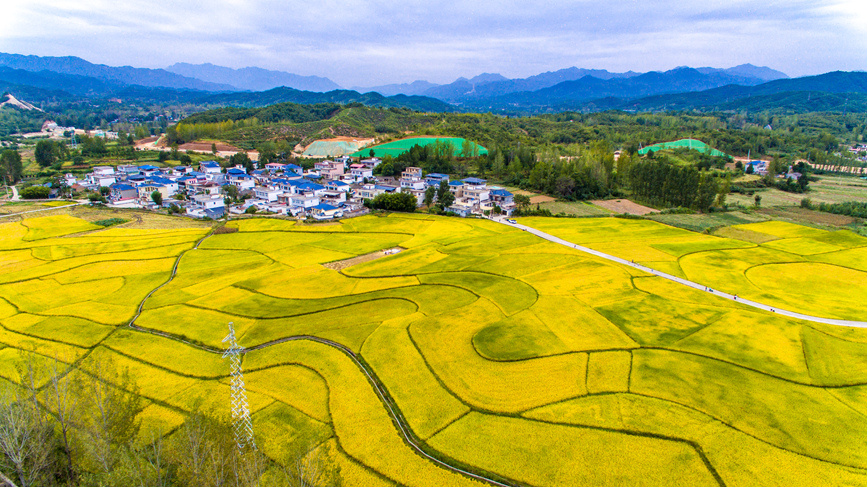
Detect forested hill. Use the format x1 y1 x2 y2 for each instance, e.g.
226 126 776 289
200 87 455 112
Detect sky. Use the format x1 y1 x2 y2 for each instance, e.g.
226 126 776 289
2 0 866 87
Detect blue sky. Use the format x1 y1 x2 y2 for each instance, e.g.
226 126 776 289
2 0 865 87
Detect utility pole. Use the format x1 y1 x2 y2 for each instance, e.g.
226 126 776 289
222 322 256 451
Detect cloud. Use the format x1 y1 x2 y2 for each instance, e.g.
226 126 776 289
0 0 864 86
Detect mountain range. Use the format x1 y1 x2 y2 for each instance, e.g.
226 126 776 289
3 51 867 115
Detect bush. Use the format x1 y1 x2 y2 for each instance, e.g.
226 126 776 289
245 205 258 214
365 192 418 212
94 218 128 227
19 186 51 199
800 198 813 209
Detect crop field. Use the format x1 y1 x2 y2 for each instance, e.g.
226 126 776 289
520 216 867 321
2 211 867 485
348 136 488 158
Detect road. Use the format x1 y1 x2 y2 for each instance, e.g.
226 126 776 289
496 217 867 328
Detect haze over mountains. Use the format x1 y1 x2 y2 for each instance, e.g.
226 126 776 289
2 51 866 114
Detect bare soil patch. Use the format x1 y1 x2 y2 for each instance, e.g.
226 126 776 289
323 247 403 271
758 207 857 227
590 199 659 215
178 142 241 153
529 195 556 204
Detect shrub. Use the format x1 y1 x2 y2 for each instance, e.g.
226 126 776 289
19 186 51 199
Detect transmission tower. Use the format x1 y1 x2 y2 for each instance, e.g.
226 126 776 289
222 322 256 451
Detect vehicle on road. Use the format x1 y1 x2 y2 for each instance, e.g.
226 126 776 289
506 219 517 224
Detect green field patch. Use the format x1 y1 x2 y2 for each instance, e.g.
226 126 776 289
466 252 584 278
244 365 331 423
343 214 436 234
651 237 754 257
0 298 18 320
83 347 199 402
521 258 632 301
228 218 296 232
410 299 587 412
0 348 57 386
631 348 867 467
363 313 470 440
811 229 867 247
173 379 275 415
733 221 828 239
103 329 227 378
0 276 126 314
16 315 113 348
595 294 725 346
809 246 867 273
429 412 718 486
201 231 327 254
761 237 844 255
473 310 570 360
307 232 408 255
417 272 536 316
439 232 540 255
586 351 631 393
239 299 418 349
0 322 87 362
712 225 780 244
670 311 811 381
529 296 638 352
252 401 333 463
21 215 100 240
802 326 867 386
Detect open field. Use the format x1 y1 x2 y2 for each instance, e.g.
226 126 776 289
348 136 487 158
2 211 867 485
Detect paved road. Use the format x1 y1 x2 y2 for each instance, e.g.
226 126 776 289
11 185 19 201
496 218 867 328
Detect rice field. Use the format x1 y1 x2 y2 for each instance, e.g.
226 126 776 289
1 211 866 486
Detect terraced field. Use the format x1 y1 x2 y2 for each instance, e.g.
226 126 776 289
1 212 867 485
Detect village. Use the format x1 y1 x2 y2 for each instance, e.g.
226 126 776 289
63 156 518 220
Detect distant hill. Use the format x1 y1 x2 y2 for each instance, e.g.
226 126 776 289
354 80 440 96
0 66 119 98
165 63 340 92
696 64 788 82
201 86 455 112
0 53 234 92
470 67 774 111
606 71 867 113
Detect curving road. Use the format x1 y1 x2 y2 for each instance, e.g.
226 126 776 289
496 217 867 328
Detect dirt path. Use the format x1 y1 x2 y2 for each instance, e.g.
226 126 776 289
323 247 403 271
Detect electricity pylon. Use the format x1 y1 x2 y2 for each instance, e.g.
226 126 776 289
222 322 256 451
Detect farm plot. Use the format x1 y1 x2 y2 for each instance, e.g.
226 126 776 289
2 212 867 486
520 216 867 321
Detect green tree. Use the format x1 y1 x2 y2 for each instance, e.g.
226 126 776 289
0 149 23 185
224 184 239 202
19 186 50 199
436 181 454 210
754 194 762 207
151 190 163 206
423 186 436 210
513 194 531 211
34 140 59 167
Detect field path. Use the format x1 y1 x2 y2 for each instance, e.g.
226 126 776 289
497 217 867 328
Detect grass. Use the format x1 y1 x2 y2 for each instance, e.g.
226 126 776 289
538 200 613 216
1 210 867 484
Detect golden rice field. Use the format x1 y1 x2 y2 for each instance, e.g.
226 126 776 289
1 210 867 486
